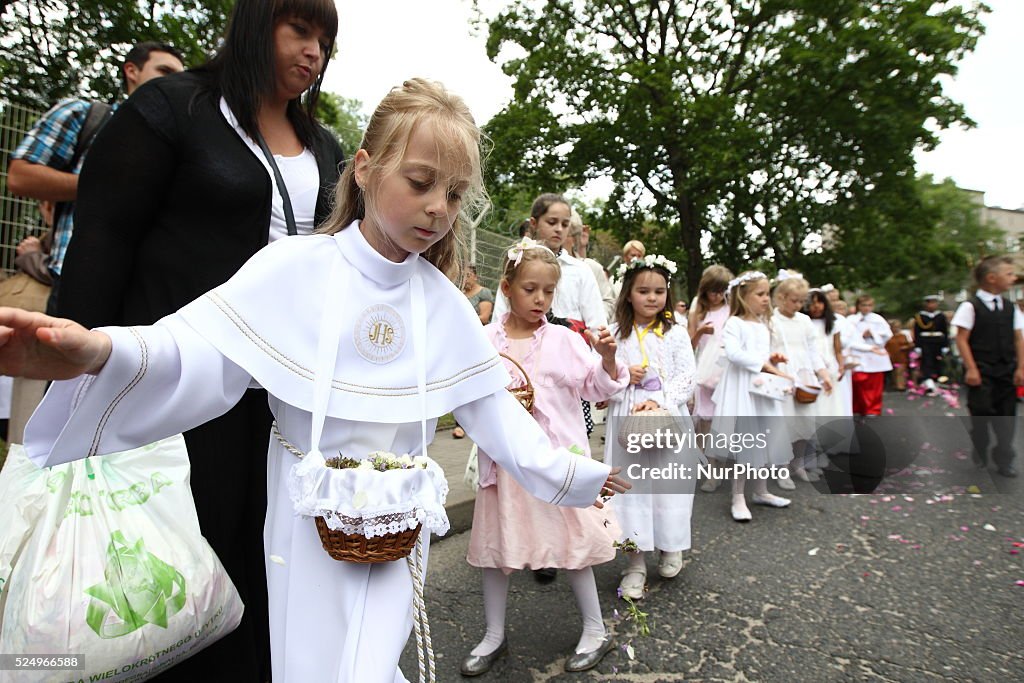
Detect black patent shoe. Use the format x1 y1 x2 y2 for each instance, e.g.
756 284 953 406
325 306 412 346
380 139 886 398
997 465 1018 478
533 567 558 584
564 635 615 672
460 639 508 677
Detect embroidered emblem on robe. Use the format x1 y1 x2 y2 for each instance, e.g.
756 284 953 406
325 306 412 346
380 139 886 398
354 304 406 364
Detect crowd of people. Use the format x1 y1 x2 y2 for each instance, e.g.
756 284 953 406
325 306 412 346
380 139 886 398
0 0 1020 680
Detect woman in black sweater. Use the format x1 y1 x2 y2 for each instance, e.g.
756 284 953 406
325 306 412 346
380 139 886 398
59 0 345 680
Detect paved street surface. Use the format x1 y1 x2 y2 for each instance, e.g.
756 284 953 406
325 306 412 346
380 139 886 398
402 392 1023 681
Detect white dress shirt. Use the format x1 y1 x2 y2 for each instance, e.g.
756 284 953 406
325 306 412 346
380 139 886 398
951 290 1024 331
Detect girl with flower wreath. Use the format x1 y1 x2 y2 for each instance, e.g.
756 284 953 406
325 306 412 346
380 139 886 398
603 254 697 600
463 238 629 675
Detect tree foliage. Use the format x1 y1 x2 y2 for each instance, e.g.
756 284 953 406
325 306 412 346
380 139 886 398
477 0 988 295
314 92 367 157
0 0 233 109
869 174 1003 316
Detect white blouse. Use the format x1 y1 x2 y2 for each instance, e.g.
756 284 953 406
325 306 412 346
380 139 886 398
219 98 319 241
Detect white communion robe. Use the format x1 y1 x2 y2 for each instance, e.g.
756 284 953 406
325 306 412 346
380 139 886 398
24 223 610 683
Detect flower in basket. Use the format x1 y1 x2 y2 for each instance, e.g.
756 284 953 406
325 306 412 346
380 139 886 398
325 451 430 472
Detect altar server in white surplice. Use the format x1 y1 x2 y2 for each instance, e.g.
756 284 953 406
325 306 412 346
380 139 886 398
0 79 628 683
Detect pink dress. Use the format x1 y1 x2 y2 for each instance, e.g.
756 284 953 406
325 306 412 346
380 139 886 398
693 303 730 420
467 316 628 572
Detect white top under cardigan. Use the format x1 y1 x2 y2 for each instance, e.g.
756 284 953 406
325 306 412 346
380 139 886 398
25 223 609 683
219 98 319 242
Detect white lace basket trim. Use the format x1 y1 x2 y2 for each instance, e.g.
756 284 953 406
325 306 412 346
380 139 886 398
286 449 450 538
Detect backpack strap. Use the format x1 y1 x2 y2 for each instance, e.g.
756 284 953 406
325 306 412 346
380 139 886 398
70 102 113 169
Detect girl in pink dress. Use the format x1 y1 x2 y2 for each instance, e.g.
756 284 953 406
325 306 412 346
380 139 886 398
688 265 733 492
464 238 628 675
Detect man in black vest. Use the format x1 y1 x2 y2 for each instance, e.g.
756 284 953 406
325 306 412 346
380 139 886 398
913 294 949 394
952 256 1024 477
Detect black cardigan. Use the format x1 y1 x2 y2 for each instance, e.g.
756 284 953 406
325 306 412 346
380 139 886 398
61 71 345 328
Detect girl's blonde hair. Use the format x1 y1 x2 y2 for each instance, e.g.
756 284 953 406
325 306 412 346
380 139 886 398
693 264 733 320
729 271 769 319
772 275 809 305
621 240 645 259
501 241 561 284
318 78 489 281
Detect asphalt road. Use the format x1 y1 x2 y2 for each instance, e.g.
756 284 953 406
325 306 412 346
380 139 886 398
401 390 1024 681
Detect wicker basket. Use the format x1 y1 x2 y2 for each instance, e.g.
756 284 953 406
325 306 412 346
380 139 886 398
500 352 534 413
794 384 821 404
314 517 421 563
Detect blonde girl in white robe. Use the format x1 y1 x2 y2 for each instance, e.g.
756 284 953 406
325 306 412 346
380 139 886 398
710 272 795 522
0 79 629 683
770 274 832 489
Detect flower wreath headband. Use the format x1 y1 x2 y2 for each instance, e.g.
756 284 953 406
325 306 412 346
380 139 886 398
506 236 556 268
614 254 678 282
726 271 767 298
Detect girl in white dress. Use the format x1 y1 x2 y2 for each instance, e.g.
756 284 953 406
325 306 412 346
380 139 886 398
770 274 832 489
806 289 851 459
0 80 630 683
688 265 733 492
604 255 696 600
832 299 857 417
711 272 794 522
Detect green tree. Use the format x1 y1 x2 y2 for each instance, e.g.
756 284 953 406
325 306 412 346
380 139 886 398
869 174 1003 316
0 0 232 109
315 92 367 156
478 0 987 296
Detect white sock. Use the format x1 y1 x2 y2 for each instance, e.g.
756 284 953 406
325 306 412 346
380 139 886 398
731 474 747 496
565 567 606 653
626 550 646 572
753 478 769 496
731 492 750 514
471 568 509 656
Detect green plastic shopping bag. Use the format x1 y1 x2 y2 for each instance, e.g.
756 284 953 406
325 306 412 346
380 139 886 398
0 445 51 619
0 436 244 682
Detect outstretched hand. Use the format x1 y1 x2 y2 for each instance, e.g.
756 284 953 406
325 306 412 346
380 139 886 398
0 307 111 380
594 466 631 509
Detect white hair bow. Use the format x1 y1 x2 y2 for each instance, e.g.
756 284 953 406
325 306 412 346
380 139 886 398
507 237 544 268
775 269 803 283
726 271 767 297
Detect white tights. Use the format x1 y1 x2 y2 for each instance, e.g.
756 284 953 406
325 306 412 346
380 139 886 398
471 567 606 656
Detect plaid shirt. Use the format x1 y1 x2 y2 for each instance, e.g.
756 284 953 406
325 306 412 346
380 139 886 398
11 99 116 276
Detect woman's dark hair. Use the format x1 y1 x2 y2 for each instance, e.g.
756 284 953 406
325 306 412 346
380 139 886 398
530 193 569 221
613 264 676 339
804 289 835 334
197 0 339 150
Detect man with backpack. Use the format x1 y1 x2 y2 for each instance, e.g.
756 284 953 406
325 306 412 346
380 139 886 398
7 41 184 315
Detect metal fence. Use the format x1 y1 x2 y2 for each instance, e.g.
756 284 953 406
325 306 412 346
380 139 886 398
0 98 46 277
